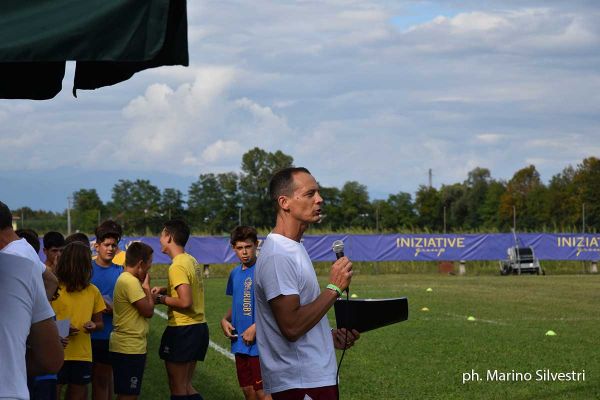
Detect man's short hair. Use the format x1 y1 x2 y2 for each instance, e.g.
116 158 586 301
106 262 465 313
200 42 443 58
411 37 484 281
16 229 40 253
125 242 154 267
269 167 311 209
43 231 65 250
65 232 90 246
0 201 12 229
95 220 122 244
230 226 258 246
163 219 190 247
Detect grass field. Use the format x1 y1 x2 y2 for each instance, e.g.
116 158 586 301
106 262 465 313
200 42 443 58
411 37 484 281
140 273 600 400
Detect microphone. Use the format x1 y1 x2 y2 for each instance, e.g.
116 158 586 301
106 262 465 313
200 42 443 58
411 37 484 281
331 240 348 294
332 240 344 259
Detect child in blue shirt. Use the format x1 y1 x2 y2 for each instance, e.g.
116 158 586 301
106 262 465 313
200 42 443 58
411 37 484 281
220 226 270 400
91 220 123 400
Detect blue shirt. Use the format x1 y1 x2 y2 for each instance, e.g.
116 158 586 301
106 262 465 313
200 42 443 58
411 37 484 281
91 261 122 340
226 263 258 356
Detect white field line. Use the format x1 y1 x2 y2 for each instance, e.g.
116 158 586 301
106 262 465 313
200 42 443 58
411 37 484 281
445 312 509 326
154 308 235 361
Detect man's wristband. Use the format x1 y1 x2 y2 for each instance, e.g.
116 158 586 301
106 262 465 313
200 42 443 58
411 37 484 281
326 283 342 297
157 294 165 304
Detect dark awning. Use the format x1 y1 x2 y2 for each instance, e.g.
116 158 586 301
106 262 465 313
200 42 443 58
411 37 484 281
0 0 188 99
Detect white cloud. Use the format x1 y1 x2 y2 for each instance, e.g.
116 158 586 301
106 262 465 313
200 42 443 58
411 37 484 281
2 0 600 210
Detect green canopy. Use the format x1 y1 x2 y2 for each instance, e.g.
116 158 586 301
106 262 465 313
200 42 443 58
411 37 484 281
0 0 188 99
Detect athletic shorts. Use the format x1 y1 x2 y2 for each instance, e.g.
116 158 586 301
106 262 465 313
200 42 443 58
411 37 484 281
159 323 209 362
57 361 92 385
91 339 112 365
110 352 147 395
30 378 57 400
234 354 263 390
271 385 339 400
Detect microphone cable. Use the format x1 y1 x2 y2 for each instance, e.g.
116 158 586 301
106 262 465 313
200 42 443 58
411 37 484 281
335 288 350 400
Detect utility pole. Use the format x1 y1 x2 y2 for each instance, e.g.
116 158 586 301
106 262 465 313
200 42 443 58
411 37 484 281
21 209 24 229
67 196 72 235
512 205 516 232
582 203 586 233
375 205 380 232
428 169 432 189
238 207 242 226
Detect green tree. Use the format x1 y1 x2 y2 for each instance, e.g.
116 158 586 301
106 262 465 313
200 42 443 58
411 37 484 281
573 157 600 231
239 147 293 228
463 167 492 229
108 179 162 234
161 188 185 220
479 180 506 230
339 181 373 229
188 173 240 234
374 192 416 231
440 183 468 231
319 186 343 230
72 188 105 233
415 185 442 231
499 165 548 231
547 166 577 230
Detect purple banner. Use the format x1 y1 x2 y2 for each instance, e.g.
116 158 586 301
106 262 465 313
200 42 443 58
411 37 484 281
39 233 600 264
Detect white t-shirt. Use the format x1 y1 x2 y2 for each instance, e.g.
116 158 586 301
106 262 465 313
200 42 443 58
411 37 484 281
255 233 336 394
0 238 46 274
0 252 55 400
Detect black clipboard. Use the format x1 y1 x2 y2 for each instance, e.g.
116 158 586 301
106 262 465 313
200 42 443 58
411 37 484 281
334 297 408 333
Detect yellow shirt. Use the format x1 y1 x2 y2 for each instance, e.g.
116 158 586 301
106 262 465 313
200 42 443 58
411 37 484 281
51 284 105 361
112 251 125 266
167 253 206 326
110 272 149 354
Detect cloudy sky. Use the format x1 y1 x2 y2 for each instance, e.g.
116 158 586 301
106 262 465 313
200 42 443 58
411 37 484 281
2 0 600 211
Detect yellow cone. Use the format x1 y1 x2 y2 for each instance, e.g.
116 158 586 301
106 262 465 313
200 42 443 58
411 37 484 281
421 307 430 312
426 288 433 292
467 316 476 321
545 330 557 336
350 293 358 298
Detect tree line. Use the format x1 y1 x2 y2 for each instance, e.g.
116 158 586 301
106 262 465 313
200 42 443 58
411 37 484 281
11 148 600 235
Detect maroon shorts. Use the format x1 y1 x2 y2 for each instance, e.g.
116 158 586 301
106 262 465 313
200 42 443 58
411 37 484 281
272 385 339 400
234 354 263 391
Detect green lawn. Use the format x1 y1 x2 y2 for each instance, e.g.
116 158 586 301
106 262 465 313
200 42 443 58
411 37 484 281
141 274 600 399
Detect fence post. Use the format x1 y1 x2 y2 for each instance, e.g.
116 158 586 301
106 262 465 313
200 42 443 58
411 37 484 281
459 260 466 276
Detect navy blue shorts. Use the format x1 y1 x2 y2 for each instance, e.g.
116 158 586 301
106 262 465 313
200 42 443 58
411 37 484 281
57 361 92 385
111 352 147 395
91 339 112 365
159 323 209 362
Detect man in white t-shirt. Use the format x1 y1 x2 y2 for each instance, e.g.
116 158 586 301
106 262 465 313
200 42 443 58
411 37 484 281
0 252 64 399
254 167 360 400
0 201 58 300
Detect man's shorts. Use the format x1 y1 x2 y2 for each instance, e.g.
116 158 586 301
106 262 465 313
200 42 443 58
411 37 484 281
110 352 147 395
235 354 263 391
159 323 209 362
91 339 112 365
57 361 92 385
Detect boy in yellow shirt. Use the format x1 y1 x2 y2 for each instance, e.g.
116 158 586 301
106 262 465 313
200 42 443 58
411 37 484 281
109 242 155 400
151 219 208 400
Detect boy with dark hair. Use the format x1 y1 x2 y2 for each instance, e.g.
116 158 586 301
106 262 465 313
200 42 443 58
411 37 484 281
110 242 155 400
151 219 208 400
221 226 269 400
91 220 124 400
43 231 66 274
16 228 41 253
